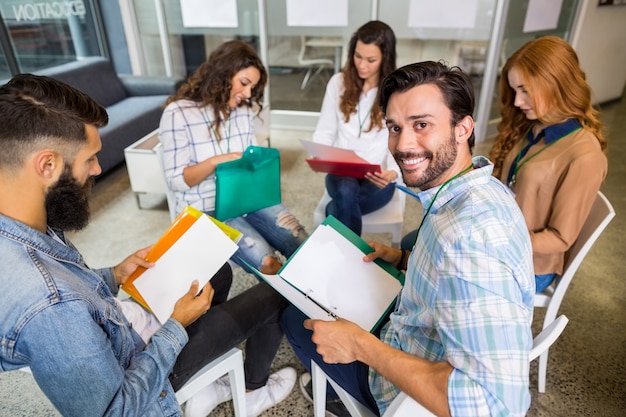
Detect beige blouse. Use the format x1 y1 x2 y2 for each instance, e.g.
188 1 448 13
498 127 607 275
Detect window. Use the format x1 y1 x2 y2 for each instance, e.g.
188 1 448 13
0 0 104 74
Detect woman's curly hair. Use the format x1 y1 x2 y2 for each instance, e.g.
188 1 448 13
165 40 267 140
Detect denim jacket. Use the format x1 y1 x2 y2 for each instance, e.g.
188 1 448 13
0 214 188 416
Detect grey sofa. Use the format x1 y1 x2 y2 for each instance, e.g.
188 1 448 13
35 57 179 175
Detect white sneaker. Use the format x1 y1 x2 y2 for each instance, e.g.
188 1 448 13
246 367 297 417
183 376 232 417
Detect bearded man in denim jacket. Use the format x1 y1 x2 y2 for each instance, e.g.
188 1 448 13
0 74 296 416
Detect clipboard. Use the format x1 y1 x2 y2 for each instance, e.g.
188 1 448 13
243 215 404 332
300 139 381 179
121 206 240 324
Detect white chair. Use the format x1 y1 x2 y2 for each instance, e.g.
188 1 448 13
154 142 178 222
19 343 246 415
175 347 247 416
534 191 615 392
313 189 406 248
298 36 335 90
312 315 570 417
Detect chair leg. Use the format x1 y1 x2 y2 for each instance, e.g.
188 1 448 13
301 67 314 90
312 362 328 417
538 350 548 393
538 305 558 393
308 65 326 86
174 348 246 414
227 349 246 416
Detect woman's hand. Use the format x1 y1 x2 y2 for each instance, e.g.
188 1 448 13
183 152 243 187
365 169 397 189
212 151 243 166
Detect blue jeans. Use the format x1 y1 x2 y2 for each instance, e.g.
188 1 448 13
400 229 418 251
281 306 381 415
535 273 556 293
217 204 308 273
325 174 395 235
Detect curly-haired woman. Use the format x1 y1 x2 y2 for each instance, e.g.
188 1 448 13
159 40 308 276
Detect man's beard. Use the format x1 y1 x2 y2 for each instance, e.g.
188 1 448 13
45 167 94 232
395 132 458 190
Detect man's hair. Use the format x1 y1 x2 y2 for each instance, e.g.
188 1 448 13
379 61 476 150
0 74 108 170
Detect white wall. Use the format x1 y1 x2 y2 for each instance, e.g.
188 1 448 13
571 0 626 104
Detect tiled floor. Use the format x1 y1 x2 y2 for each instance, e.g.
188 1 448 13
1 92 624 416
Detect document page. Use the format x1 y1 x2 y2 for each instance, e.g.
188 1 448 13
300 139 369 163
279 224 402 331
133 214 238 324
300 139 381 178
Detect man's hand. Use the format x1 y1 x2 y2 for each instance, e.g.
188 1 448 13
171 281 215 327
363 241 403 266
113 246 154 286
304 318 375 364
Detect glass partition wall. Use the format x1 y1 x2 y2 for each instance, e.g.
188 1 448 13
484 0 581 139
130 0 262 78
0 0 582 140
0 0 105 76
124 0 507 139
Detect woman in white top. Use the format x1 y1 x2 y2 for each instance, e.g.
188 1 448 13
313 20 400 235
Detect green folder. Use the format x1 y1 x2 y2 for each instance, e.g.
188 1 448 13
214 145 281 221
241 215 404 332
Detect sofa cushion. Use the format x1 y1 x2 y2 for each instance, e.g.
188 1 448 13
37 57 128 107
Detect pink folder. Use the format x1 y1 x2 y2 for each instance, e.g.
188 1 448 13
300 139 381 179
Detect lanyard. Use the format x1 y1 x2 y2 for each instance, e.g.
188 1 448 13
507 127 581 187
207 110 232 154
396 163 474 245
356 100 372 138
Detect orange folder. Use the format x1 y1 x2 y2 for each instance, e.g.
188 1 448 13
121 206 241 311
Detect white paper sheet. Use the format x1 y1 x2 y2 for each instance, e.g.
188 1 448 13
278 224 402 331
180 0 238 28
523 0 563 33
257 272 336 322
408 0 478 29
134 214 238 324
299 139 368 163
286 0 348 27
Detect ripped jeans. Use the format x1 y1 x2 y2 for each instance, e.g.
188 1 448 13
216 204 308 273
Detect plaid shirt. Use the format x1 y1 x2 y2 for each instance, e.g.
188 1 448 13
159 100 256 214
370 157 534 416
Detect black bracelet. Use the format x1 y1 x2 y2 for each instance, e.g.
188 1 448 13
396 249 408 270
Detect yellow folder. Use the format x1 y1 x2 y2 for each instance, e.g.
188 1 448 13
121 206 241 318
